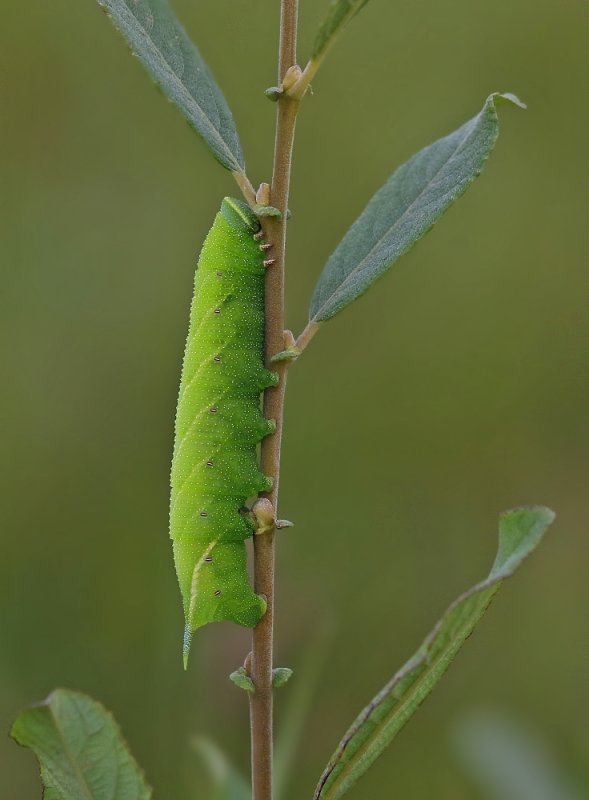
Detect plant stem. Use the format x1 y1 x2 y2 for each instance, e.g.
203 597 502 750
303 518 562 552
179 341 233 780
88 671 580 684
233 169 257 206
249 3 299 800
295 320 321 354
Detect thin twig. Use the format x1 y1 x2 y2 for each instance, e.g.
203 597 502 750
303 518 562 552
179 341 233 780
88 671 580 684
295 321 321 354
248 3 300 800
232 169 257 206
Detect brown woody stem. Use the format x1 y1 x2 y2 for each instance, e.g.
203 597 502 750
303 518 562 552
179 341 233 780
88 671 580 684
248 2 300 800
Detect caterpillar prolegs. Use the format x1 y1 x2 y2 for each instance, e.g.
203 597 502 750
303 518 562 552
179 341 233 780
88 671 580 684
170 198 277 656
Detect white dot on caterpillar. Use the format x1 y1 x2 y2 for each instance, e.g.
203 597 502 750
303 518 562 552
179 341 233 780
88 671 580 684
214 590 222 596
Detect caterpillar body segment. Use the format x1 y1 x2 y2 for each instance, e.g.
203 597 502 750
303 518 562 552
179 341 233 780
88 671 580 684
170 198 277 649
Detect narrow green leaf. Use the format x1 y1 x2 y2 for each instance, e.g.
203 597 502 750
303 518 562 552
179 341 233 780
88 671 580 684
11 688 152 800
313 506 555 800
312 1 371 61
97 0 244 172
309 93 525 323
193 737 251 800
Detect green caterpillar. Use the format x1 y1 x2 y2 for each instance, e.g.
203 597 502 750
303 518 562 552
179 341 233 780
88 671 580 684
170 198 277 658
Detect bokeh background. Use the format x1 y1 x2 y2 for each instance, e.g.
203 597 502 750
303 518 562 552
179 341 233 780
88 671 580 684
1 0 587 797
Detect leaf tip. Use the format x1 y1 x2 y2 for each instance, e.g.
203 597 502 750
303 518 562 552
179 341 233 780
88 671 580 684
491 505 555 580
499 504 556 529
493 92 527 110
183 625 193 670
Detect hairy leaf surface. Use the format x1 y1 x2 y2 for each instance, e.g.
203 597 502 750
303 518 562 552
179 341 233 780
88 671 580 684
314 506 554 800
309 93 525 323
11 689 152 800
97 0 244 171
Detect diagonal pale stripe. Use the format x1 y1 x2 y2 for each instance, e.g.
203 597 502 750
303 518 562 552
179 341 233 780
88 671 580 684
188 536 220 619
171 385 233 481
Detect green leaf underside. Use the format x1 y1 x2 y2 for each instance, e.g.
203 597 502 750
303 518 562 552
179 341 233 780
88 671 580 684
313 506 555 800
97 0 244 171
309 93 525 323
11 689 152 800
312 0 371 60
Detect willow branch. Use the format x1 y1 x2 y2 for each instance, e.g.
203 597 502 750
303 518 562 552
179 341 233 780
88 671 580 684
248 3 300 800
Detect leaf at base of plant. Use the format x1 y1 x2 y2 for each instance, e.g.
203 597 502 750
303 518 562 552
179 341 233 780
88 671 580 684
313 506 555 800
11 688 152 800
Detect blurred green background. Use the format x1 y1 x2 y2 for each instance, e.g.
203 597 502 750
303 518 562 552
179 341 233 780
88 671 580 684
1 0 587 797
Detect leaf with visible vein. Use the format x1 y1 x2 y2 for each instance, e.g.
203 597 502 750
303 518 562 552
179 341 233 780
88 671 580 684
312 0 371 61
11 688 152 800
313 506 555 800
97 0 244 172
309 93 525 324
